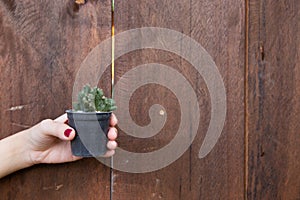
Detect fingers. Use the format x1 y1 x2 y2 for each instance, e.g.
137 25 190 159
71 155 83 161
103 150 115 157
54 113 68 123
110 113 118 126
107 127 118 150
107 140 117 150
107 127 118 140
105 126 118 157
39 119 75 141
40 113 118 159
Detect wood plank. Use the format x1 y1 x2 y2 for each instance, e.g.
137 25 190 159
247 0 300 199
0 0 112 199
113 0 245 199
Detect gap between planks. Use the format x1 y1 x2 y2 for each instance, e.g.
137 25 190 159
244 0 250 199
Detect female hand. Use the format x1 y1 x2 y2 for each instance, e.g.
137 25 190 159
27 113 118 164
0 113 118 178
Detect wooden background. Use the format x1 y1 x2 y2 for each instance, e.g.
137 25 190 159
0 0 299 199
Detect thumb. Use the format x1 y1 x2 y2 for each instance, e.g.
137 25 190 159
39 119 76 141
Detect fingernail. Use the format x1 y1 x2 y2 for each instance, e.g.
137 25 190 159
64 129 72 137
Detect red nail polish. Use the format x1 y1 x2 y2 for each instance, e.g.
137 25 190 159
64 129 72 137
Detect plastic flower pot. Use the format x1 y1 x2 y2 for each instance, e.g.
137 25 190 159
66 110 111 157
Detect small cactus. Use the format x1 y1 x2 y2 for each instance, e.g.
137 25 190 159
73 85 117 112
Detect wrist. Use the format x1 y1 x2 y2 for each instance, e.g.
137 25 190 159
15 130 35 167
0 130 33 178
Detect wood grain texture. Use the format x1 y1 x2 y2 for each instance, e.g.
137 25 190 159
113 0 245 199
3 1 298 199
0 0 112 199
247 0 300 199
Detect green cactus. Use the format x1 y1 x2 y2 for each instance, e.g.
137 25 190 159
73 85 117 112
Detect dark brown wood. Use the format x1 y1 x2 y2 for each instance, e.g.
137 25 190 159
247 0 300 199
0 0 112 199
113 0 245 199
3 1 298 199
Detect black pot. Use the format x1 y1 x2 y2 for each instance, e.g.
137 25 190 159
66 110 111 157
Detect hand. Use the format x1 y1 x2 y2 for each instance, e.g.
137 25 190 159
0 113 118 178
27 113 118 164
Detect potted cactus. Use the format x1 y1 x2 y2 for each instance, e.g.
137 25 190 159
66 85 116 157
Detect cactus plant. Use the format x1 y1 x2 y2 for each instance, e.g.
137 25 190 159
73 85 117 112
67 84 116 157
